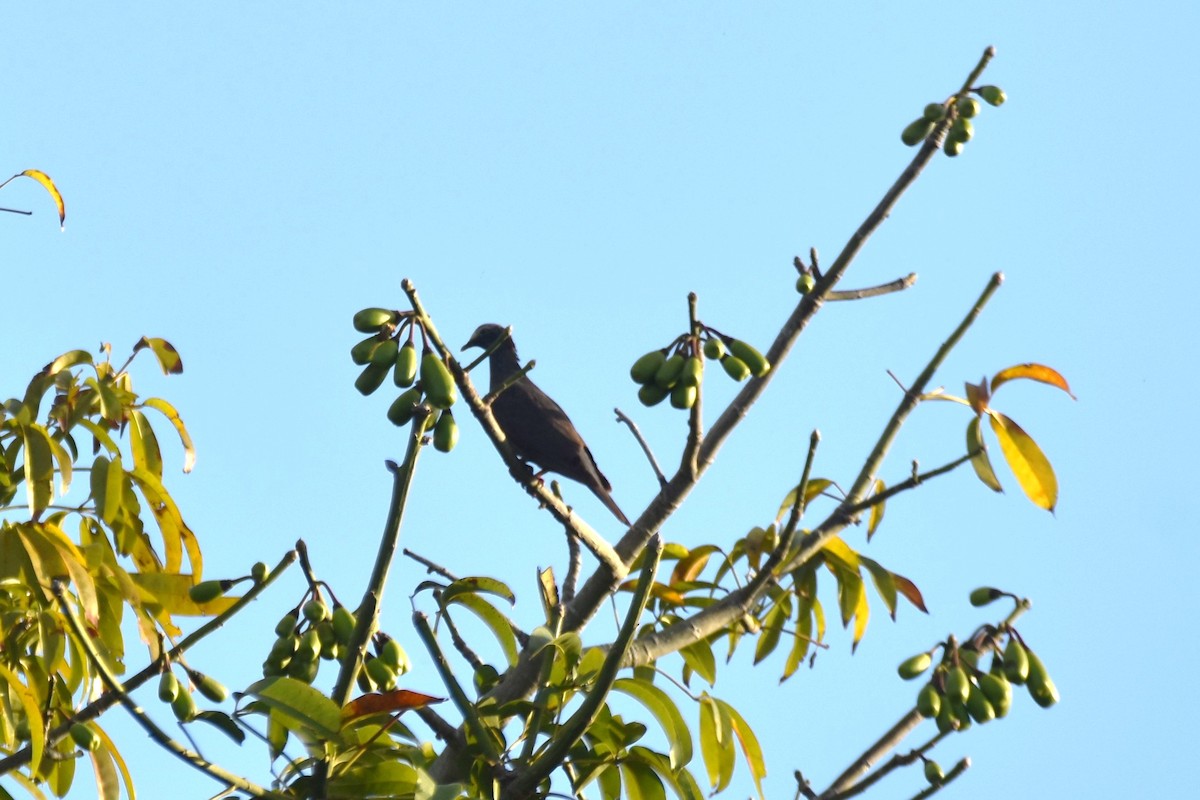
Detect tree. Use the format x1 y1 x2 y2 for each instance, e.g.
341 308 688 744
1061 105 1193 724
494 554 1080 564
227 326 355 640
0 47 1068 800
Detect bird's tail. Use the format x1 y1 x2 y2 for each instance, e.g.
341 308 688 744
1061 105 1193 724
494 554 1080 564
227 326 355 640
592 486 631 527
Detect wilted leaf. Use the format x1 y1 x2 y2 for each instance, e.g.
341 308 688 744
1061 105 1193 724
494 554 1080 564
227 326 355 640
342 690 445 722
18 169 65 228
989 412 1058 511
991 363 1075 399
671 544 720 586
964 378 990 413
132 337 183 375
967 417 1004 493
140 398 195 473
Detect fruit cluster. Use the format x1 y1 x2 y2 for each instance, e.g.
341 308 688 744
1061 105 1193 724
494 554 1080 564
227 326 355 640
900 84 1006 157
630 328 770 410
898 624 1057 735
261 595 409 692
351 307 458 452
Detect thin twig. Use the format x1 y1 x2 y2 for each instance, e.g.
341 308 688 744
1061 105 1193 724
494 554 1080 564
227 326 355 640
614 408 668 488
827 273 918 301
403 548 459 582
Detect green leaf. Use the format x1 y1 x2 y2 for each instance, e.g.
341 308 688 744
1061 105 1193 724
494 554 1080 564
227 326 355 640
679 639 716 687
714 698 767 800
243 677 341 740
194 710 246 744
989 412 1058 511
967 416 1004 492
620 761 666 800
20 423 55 515
128 409 163 480
442 590 519 666
613 678 693 769
140 397 196 473
753 596 791 665
629 746 704 800
327 761 419 799
440 576 516 606
859 557 898 619
775 478 833 523
698 694 734 792
86 741 121 800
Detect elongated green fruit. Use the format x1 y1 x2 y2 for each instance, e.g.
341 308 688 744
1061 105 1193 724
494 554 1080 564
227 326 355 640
969 586 1002 606
355 363 390 395
680 356 703 388
1025 650 1059 707
353 307 398 333
158 670 180 703
351 335 383 365
421 351 457 408
944 138 965 158
978 672 1012 717
379 636 408 672
722 355 750 381
898 652 932 680
638 383 669 406
978 85 1006 106
251 562 268 582
630 350 667 384
950 117 974 143
901 117 935 146
366 657 398 691
917 683 941 718
275 611 299 638
966 682 996 723
188 580 226 604
956 96 981 118
70 722 100 751
332 606 356 646
945 666 970 703
728 340 770 377
703 337 724 360
303 598 330 623
171 690 196 722
394 342 418 387
924 760 944 785
287 657 319 684
670 383 697 410
369 337 399 367
1004 638 1030 684
433 410 459 452
654 353 686 388
194 672 229 703
923 103 947 121
387 387 423 426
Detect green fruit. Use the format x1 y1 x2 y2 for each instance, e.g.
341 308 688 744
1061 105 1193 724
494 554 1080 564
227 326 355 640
728 340 770 377
387 387 423 427
945 666 970 704
670 383 697 410
69 722 100 751
194 672 229 703
1003 638 1029 685
702 338 725 360
297 629 321 661
1026 651 1059 707
956 96 981 118
948 699 972 731
638 384 669 407
421 351 457 409
251 562 268 583
943 138 965 158
394 342 418 387
355 363 390 396
379 636 407 672
654 353 686 388
934 699 956 734
795 273 816 294
924 760 944 785
966 682 996 723
269 635 298 662
356 667 376 693
969 586 1001 606
721 355 751 381
369 337 399 367
171 690 196 722
262 658 285 677
950 117 974 143
978 672 1012 718
917 683 941 718
332 607 356 646
316 621 337 648
366 657 398 691
351 335 384 365
680 356 703 388
188 580 226 604
353 308 399 333
274 611 299 638
901 117 935 146
923 103 947 122
433 410 459 453
158 670 180 703
630 350 667 384
898 652 932 680
978 85 1006 106
287 657 319 684
303 599 330 623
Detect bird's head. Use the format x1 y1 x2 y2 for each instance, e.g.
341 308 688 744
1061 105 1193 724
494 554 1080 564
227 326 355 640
463 323 512 353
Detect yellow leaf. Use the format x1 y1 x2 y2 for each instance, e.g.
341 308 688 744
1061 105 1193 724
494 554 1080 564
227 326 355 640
967 417 1004 493
821 535 860 571
19 169 66 229
991 363 1075 399
867 479 885 540
0 664 45 776
988 412 1058 511
139 397 195 473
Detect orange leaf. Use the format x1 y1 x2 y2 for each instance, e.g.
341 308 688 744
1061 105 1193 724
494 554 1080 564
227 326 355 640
990 363 1075 399
20 169 65 228
988 412 1058 511
671 544 719 585
342 690 444 722
964 377 990 413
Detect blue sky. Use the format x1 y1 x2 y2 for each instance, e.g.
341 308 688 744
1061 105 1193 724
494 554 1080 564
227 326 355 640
3 3 1196 798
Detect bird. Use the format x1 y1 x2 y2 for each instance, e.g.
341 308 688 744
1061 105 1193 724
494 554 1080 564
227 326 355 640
462 323 631 526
